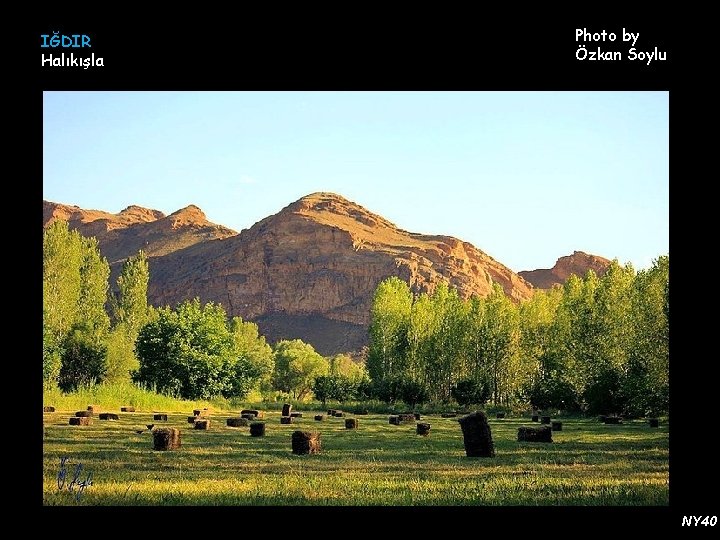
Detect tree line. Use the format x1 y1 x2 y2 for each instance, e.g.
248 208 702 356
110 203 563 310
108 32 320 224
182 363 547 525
367 256 668 416
44 221 668 415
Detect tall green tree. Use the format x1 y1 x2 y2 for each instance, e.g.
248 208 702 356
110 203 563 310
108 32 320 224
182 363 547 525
43 221 111 389
367 277 413 382
112 250 150 334
43 221 84 346
106 251 152 383
229 317 275 396
622 256 669 416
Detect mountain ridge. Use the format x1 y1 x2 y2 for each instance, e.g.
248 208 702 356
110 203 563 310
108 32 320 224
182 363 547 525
43 193 609 354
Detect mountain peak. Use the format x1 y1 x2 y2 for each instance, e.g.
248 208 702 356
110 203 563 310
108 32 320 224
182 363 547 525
282 192 398 233
119 205 166 221
168 204 207 226
519 251 611 289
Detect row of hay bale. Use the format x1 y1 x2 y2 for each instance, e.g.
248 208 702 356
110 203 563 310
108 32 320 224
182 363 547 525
63 405 169 425
152 425 322 454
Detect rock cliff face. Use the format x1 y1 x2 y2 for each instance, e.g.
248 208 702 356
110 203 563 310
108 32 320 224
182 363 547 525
43 193 535 354
518 250 611 289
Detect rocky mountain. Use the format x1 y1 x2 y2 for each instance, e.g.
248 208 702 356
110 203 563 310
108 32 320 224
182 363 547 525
43 200 237 265
43 193 535 354
518 250 611 289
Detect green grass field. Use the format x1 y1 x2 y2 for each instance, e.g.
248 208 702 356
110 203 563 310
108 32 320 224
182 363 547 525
42 408 668 505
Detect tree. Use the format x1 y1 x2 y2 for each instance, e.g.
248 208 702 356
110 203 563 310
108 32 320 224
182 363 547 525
43 221 83 344
112 250 150 334
469 284 520 405
105 251 151 383
58 324 108 391
622 256 669 416
43 312 63 390
452 377 491 407
134 299 237 399
400 379 430 408
272 340 328 400
367 277 413 382
229 317 274 397
76 236 111 340
43 221 111 389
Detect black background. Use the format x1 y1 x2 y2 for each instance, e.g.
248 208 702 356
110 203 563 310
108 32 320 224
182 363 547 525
27 11 706 533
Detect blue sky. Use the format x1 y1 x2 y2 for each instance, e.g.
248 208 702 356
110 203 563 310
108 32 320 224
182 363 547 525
43 91 668 272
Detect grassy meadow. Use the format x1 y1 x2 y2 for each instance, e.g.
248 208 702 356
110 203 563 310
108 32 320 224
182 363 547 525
42 406 668 506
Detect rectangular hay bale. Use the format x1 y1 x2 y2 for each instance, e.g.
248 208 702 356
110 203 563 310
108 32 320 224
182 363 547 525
194 419 210 430
518 425 553 443
250 422 266 436
153 427 181 450
291 430 321 455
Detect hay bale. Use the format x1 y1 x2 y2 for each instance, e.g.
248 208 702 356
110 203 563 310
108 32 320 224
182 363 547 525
417 423 431 436
281 416 293 424
345 418 358 429
333 411 344 417
541 416 551 424
354 409 369 415
398 414 415 422
153 427 181 450
327 409 336 416
187 416 197 423
69 417 91 426
314 415 325 421
43 406 55 413
291 430 321 455
282 403 293 417
226 417 249 427
389 415 400 425
531 415 539 422
250 422 266 436
153 414 168 421
551 421 562 431
518 426 553 442
121 406 135 412
194 419 210 430
648 418 659 428
241 409 260 417
241 413 256 420
414 413 421 420
99 413 119 420
441 413 457 418
458 411 495 457
75 410 92 417
496 412 506 419
604 416 622 425
290 412 303 418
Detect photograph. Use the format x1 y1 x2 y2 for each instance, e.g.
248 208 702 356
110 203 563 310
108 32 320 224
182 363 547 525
42 90 669 507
